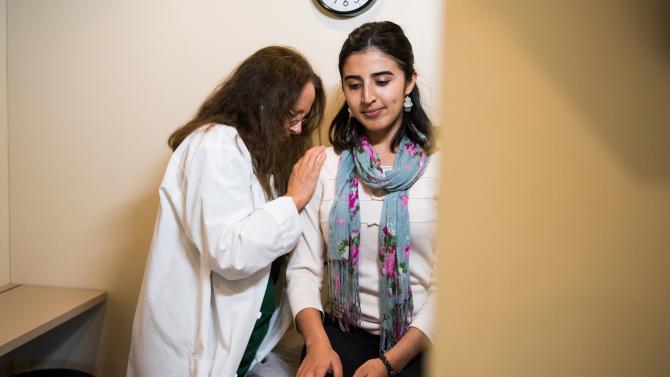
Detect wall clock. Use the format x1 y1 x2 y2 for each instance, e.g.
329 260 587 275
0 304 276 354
316 0 377 17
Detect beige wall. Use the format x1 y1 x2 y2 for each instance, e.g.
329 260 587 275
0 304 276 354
0 0 9 288
6 0 443 375
433 0 670 376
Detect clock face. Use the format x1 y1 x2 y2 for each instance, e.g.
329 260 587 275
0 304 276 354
317 0 376 17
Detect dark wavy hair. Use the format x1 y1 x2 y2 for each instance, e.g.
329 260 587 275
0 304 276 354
168 46 325 199
329 21 434 154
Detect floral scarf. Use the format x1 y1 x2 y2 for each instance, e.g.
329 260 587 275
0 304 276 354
328 135 429 353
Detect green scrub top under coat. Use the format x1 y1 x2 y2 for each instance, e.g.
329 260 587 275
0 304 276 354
236 258 283 376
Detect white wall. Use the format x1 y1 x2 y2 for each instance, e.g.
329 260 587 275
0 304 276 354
0 0 9 288
6 0 443 375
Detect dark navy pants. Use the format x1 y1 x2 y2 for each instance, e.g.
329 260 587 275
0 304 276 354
301 315 425 377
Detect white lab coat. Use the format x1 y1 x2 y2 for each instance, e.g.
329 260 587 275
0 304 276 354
127 124 302 377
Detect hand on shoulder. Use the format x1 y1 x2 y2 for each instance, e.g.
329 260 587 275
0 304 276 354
286 146 327 211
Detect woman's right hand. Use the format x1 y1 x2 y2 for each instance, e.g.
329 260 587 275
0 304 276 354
295 308 343 377
297 340 343 377
286 146 326 211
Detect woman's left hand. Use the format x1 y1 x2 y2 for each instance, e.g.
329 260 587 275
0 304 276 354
352 358 388 377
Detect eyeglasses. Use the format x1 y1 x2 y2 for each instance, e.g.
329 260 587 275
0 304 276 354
288 111 310 127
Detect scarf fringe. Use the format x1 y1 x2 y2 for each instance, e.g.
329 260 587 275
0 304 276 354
328 259 361 331
379 297 414 354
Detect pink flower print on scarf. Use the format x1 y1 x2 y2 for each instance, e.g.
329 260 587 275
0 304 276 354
348 177 359 215
405 142 418 157
384 246 396 279
350 243 360 265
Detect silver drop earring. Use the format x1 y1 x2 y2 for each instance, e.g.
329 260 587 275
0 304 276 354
403 95 413 112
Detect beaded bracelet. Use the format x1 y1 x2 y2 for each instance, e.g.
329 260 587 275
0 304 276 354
379 354 397 376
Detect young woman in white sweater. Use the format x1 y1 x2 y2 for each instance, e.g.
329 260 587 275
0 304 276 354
287 22 439 377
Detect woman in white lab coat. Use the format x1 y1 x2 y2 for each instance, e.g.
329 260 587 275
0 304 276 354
127 46 326 377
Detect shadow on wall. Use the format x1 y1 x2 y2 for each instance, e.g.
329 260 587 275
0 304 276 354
477 0 670 182
92 164 166 377
316 84 347 146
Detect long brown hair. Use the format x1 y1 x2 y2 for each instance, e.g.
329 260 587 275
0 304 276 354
168 46 325 199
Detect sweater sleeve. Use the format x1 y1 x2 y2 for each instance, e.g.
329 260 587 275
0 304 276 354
286 175 326 318
409 269 436 342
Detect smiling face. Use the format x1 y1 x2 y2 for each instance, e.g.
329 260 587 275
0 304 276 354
284 82 316 136
342 48 416 142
